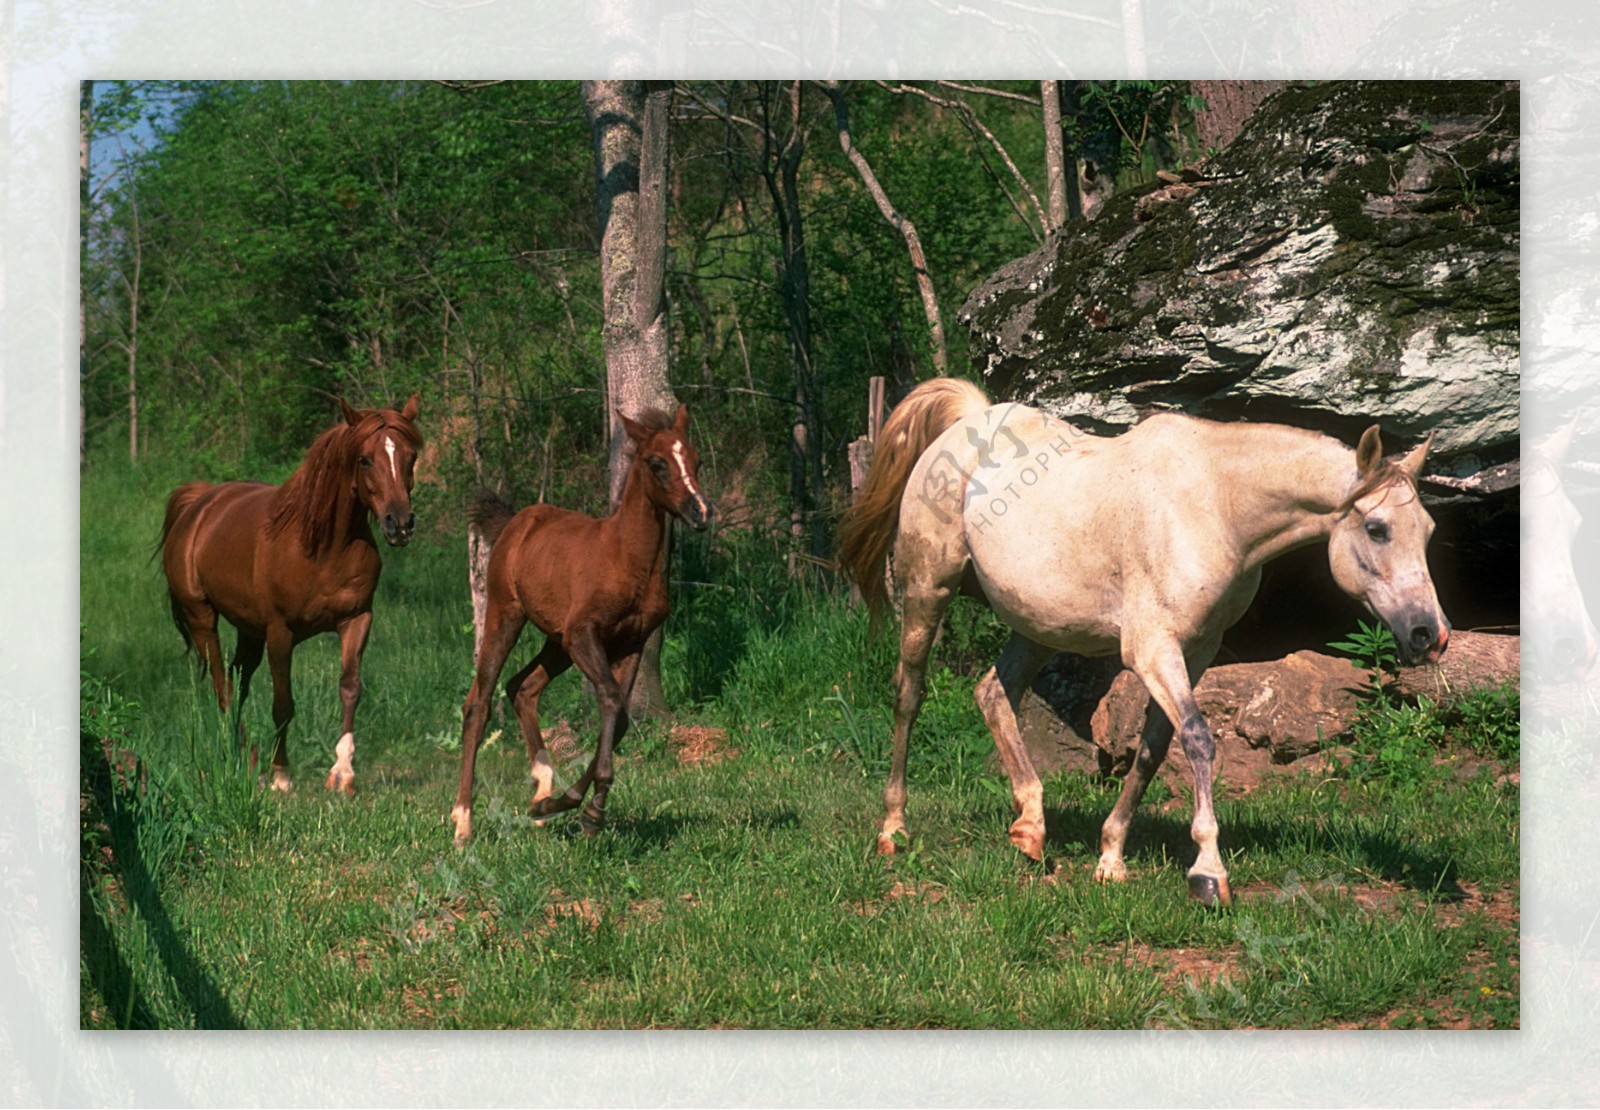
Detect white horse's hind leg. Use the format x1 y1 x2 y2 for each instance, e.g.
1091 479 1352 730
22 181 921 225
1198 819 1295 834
878 581 957 854
1094 699 1175 883
974 633 1055 861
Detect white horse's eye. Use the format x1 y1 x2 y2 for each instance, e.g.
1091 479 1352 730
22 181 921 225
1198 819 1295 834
1365 519 1390 543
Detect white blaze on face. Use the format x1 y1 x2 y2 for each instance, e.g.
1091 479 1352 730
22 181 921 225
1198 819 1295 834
670 441 700 497
383 435 399 480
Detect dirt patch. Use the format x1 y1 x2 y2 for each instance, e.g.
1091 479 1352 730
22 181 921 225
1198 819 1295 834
849 880 948 916
670 724 739 766
535 888 604 936
401 979 462 1023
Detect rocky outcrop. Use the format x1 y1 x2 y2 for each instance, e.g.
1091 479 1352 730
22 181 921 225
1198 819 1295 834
1016 631 1519 787
959 81 1520 491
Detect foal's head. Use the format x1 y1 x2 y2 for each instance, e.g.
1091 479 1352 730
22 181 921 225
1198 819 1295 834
340 394 422 546
620 404 714 532
1326 426 1449 665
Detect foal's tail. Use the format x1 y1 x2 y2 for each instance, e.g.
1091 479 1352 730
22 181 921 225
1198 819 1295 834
470 489 519 547
837 376 990 623
156 481 212 653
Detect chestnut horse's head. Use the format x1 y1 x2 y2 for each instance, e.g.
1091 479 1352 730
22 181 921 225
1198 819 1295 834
1326 426 1449 666
340 394 422 546
621 404 714 532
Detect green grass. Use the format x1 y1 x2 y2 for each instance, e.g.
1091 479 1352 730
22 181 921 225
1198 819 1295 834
80 453 1520 1029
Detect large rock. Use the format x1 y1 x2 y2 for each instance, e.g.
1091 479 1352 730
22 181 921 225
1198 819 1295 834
959 80 1520 489
1016 632 1519 786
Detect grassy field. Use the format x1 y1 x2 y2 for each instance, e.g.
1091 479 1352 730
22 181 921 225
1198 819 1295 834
79 454 1520 1029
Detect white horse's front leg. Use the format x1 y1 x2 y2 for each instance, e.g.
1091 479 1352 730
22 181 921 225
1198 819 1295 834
1099 635 1230 906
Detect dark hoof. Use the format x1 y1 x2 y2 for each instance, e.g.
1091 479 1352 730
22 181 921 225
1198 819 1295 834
1188 874 1233 908
578 807 606 837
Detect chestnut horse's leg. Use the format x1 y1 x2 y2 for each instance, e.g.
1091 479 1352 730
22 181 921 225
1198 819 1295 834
1096 635 1230 906
452 605 526 844
230 632 265 769
504 639 572 822
325 611 372 796
973 633 1056 861
184 605 232 714
263 623 297 793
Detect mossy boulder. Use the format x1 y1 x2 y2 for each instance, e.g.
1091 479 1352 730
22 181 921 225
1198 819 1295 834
959 80 1519 484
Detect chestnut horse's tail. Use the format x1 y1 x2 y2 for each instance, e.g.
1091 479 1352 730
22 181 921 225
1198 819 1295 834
470 488 519 548
156 481 213 653
837 376 991 624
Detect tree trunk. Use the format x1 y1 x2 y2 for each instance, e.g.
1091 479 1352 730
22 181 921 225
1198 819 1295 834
1042 81 1067 231
1191 80 1289 157
583 78 678 720
763 81 827 568
822 81 947 375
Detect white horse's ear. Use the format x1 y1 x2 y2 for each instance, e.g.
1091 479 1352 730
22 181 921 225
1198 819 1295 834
1398 431 1434 478
1355 425 1383 477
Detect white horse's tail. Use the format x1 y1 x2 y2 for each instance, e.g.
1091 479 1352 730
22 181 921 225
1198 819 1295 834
837 376 990 622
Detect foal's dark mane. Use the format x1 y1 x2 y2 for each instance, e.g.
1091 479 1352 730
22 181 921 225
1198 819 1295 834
629 407 676 432
267 407 422 555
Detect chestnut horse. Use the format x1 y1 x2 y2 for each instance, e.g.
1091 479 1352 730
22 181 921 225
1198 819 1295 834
838 378 1448 906
159 396 422 793
451 404 713 845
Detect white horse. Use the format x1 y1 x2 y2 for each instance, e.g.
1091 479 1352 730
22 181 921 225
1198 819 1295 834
838 378 1449 906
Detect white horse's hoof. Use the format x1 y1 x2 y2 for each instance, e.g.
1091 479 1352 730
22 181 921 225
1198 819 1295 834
1094 858 1128 883
1187 873 1232 908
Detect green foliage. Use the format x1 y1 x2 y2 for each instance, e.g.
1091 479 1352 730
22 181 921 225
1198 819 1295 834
1327 618 1400 691
1325 621 1518 789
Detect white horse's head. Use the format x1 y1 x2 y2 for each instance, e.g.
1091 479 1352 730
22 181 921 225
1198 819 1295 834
1523 422 1597 680
1327 426 1450 666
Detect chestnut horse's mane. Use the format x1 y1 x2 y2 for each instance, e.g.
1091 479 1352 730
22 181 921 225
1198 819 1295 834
266 407 422 556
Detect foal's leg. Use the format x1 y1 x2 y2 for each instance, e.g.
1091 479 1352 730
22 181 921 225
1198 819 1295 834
1099 636 1230 906
580 651 641 836
878 580 957 855
504 639 572 821
974 632 1056 860
264 623 297 793
452 605 526 844
325 611 372 796
528 628 630 834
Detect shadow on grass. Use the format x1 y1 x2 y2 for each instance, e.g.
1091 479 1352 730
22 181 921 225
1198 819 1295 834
80 732 243 1029
1039 795 1470 897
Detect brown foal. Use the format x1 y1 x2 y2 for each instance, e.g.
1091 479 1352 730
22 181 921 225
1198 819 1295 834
451 404 713 844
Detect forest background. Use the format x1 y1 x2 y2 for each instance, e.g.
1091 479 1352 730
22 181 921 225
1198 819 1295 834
80 78 1224 584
